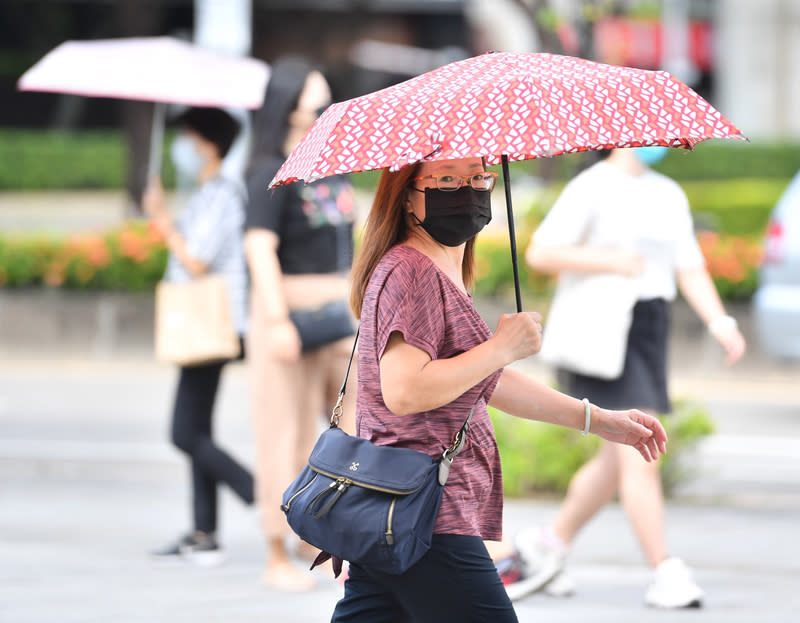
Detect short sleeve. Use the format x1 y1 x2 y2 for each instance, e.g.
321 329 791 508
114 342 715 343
375 260 446 361
671 184 705 270
184 182 244 265
533 170 596 247
244 160 292 233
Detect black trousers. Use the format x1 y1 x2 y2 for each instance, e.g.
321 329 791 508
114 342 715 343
171 358 254 533
331 535 518 623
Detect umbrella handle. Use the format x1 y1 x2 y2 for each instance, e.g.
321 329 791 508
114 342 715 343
147 101 166 181
501 155 523 313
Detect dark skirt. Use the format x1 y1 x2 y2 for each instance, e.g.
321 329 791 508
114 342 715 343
557 298 671 414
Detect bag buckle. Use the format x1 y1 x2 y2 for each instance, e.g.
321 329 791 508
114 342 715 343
444 429 465 459
329 392 345 427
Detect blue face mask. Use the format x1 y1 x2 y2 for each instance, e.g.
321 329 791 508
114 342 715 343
635 146 669 167
170 134 205 180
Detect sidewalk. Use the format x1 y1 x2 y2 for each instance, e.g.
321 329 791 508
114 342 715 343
2 472 798 622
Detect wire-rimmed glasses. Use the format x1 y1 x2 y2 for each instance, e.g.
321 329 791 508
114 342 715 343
412 172 498 192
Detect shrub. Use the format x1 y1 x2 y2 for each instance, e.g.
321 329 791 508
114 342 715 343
0 234 60 287
684 178 785 235
2 128 797 191
656 141 800 181
473 229 555 300
0 128 176 190
697 231 763 300
491 397 715 498
0 129 128 190
0 221 167 291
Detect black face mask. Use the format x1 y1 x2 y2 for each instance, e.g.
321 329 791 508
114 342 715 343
411 186 492 247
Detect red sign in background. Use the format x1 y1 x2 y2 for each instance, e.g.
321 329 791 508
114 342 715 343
593 18 713 72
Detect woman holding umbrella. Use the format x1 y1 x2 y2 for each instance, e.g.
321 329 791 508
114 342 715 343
331 155 668 621
146 107 254 564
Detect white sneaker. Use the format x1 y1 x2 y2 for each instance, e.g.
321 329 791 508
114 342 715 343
645 557 704 608
544 571 576 597
504 527 568 601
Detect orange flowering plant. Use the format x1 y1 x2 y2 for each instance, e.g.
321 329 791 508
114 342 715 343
696 231 763 300
0 221 168 291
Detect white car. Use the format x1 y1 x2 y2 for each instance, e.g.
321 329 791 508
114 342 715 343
753 170 800 360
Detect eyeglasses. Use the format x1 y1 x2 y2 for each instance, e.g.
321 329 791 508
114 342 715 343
412 172 498 192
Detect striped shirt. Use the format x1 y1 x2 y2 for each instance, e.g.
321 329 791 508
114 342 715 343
165 175 248 335
356 245 504 540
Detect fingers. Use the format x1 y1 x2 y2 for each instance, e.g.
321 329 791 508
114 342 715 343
725 336 746 366
637 440 654 462
628 411 667 460
645 434 660 461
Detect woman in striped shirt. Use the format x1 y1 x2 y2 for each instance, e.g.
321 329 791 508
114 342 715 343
331 156 668 622
145 107 253 565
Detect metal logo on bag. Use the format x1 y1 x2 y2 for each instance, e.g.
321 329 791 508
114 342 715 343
349 462 359 471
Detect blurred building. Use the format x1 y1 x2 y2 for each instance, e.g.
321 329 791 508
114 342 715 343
0 0 473 129
716 0 800 140
1 0 797 142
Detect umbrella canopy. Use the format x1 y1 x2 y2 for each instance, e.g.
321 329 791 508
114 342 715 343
18 36 269 110
18 36 270 179
270 51 742 188
269 51 744 313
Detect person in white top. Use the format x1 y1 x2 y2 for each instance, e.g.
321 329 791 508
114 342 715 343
504 147 745 608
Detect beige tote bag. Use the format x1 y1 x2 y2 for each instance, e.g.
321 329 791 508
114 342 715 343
154 275 240 366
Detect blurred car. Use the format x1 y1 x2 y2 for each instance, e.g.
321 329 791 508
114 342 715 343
753 170 800 360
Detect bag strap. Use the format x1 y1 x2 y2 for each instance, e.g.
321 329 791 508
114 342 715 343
329 326 482 473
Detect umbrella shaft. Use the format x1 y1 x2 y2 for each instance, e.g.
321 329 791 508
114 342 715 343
501 155 523 314
148 102 166 180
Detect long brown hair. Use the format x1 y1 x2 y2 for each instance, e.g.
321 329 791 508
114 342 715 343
350 164 477 317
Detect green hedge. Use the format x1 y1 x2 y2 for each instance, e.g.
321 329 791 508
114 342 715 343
682 178 785 235
656 140 800 181
1 128 798 190
0 129 128 190
515 140 800 183
492 398 715 498
0 128 176 190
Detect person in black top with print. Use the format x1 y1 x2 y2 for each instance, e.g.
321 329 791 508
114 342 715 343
244 56 357 590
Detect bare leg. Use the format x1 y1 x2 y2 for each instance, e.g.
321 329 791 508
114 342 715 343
248 296 315 590
552 441 620 544
617 441 668 568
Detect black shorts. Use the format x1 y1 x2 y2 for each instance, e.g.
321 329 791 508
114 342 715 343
558 298 671 414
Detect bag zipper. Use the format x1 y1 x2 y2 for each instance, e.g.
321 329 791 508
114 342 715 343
281 473 319 512
385 497 397 545
311 466 422 496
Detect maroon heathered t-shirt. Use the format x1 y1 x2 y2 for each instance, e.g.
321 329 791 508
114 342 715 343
356 245 504 541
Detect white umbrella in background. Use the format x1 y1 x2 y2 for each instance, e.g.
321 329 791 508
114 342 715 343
18 36 270 178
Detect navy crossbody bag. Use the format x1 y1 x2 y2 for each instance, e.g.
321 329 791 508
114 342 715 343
281 328 476 576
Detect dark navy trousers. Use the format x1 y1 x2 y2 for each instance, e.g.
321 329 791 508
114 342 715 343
331 534 518 623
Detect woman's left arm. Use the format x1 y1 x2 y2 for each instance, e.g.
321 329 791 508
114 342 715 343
489 367 668 462
677 267 746 365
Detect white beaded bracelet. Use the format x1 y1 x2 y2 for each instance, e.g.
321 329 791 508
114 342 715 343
581 398 591 436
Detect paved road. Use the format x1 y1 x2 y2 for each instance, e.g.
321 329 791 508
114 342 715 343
2 475 799 623
0 359 798 622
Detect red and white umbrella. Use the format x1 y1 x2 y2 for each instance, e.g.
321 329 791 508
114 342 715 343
270 52 744 312
272 51 742 187
18 37 270 177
